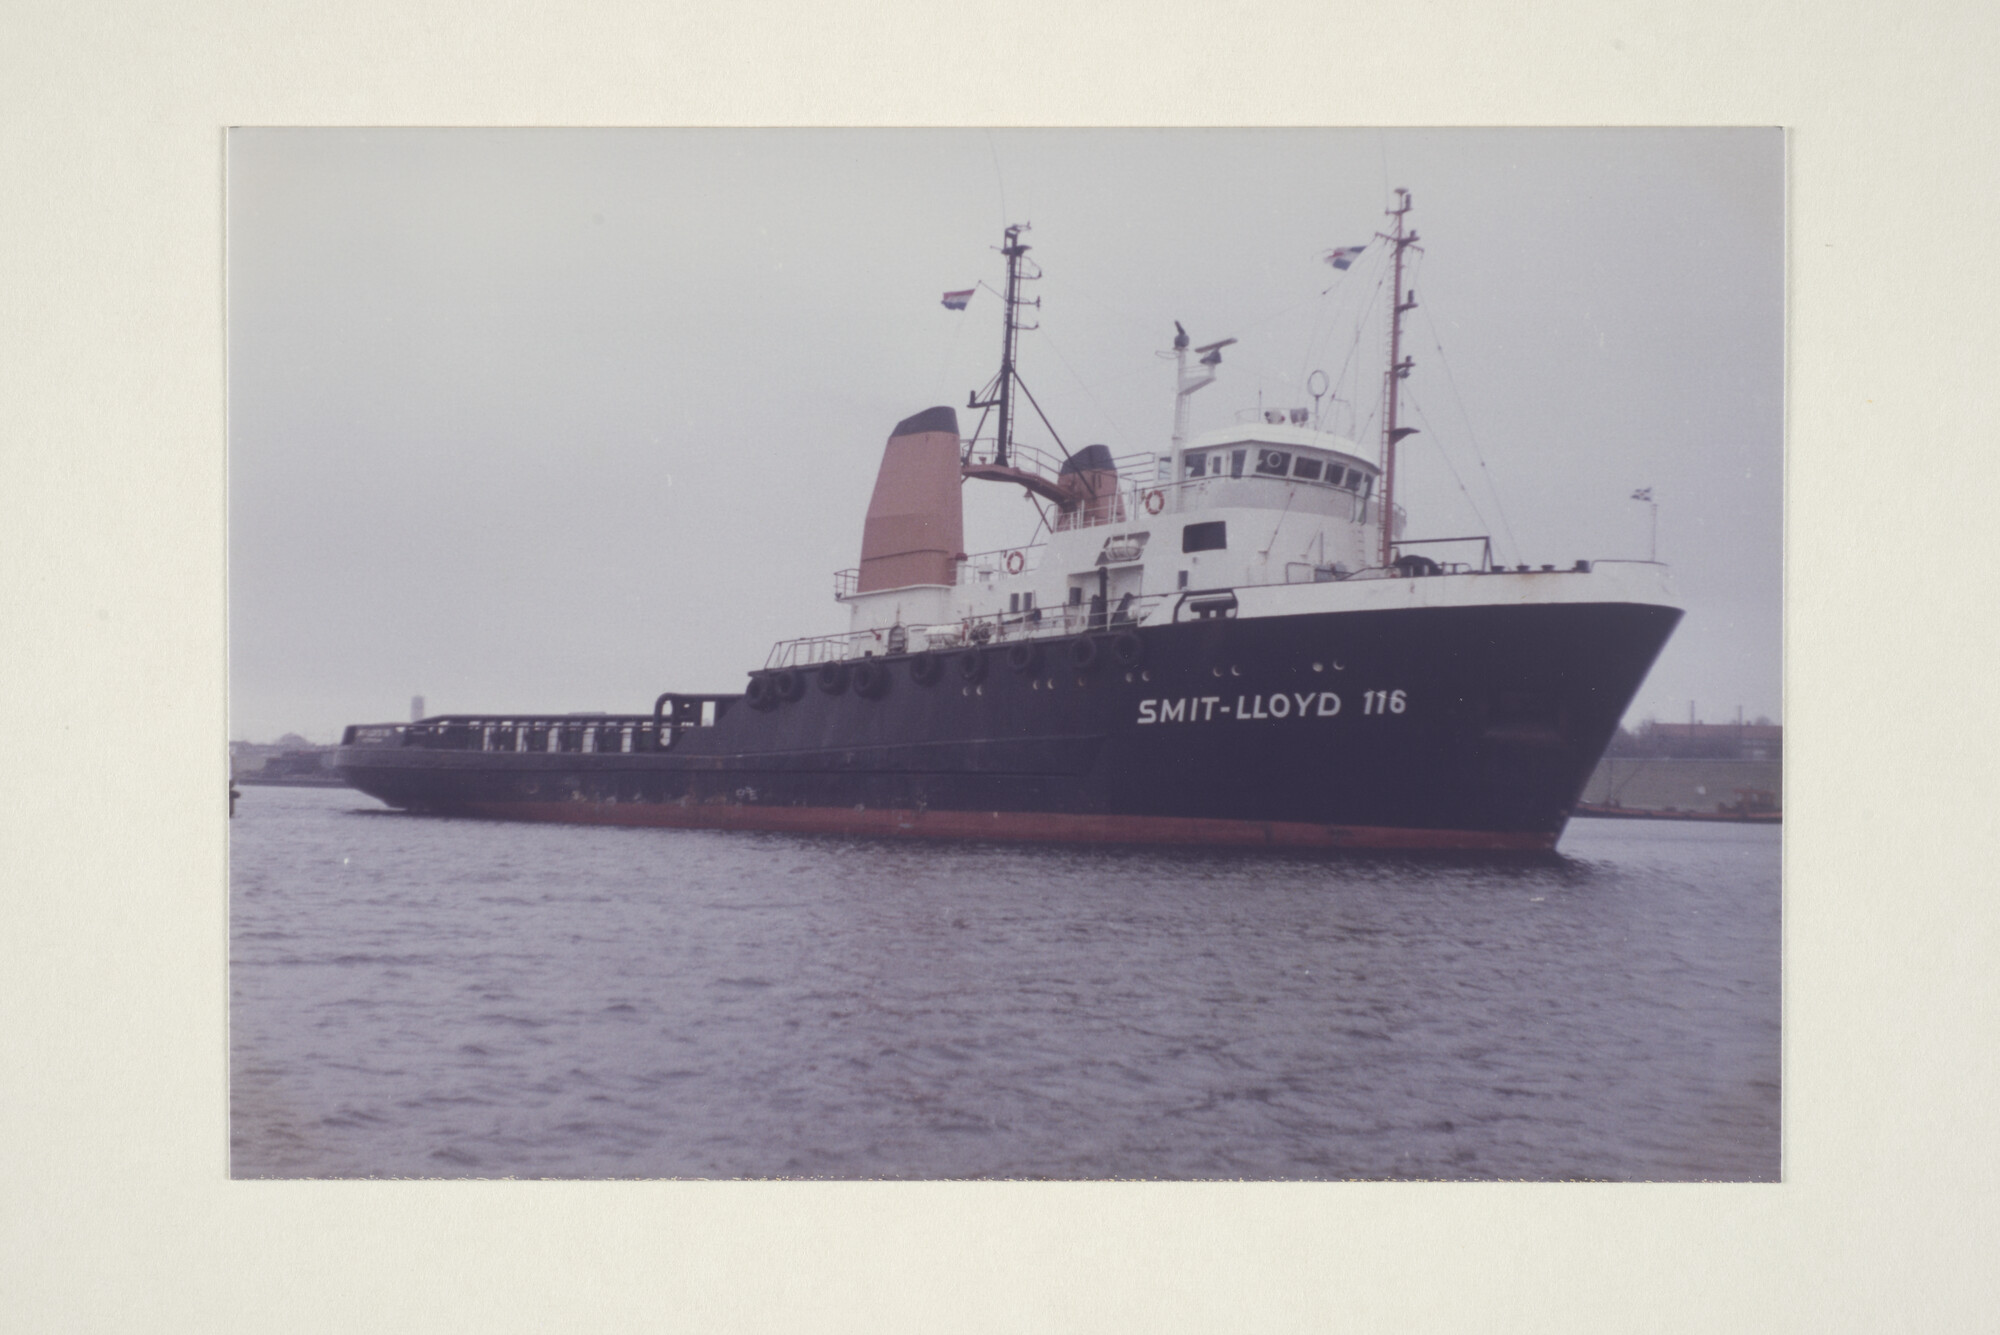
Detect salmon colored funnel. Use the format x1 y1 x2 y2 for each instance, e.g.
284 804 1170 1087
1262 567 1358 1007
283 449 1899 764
857 406 965 593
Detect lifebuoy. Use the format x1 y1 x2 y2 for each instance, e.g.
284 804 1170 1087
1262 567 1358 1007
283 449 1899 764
1005 550 1025 575
1142 489 1166 515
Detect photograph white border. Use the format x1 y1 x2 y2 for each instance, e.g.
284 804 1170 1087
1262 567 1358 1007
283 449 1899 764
6 0 1994 1328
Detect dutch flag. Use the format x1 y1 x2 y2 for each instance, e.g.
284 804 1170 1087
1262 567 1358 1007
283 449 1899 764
1323 245 1366 271
941 288 975 310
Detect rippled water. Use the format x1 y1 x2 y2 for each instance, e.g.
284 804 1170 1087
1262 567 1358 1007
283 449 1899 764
230 786 1779 1180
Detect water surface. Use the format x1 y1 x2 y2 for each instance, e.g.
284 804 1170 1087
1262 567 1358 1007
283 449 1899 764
231 787 1779 1179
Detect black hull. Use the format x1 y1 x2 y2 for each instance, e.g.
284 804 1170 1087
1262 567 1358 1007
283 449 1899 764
336 601 1680 850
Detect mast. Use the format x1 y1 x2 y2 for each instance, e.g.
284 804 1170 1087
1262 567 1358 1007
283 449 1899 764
1171 322 1193 448
1378 188 1421 568
969 224 1038 468
960 225 1086 508
1170 321 1237 453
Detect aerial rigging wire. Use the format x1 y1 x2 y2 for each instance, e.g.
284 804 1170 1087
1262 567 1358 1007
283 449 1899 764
1417 301 1523 563
930 301 971 404
984 131 1009 232
1036 270 1149 328
1296 226 1382 398
1011 371 1071 461
1401 386 1497 558
1322 254 1393 444
1031 324 1137 450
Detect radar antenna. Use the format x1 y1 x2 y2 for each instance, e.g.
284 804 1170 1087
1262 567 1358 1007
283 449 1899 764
1169 325 1237 451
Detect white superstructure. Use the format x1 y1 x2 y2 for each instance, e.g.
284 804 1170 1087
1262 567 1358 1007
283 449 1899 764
771 203 1677 671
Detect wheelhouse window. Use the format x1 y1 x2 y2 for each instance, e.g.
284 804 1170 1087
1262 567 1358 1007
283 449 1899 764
1183 452 1208 479
1254 449 1291 476
1182 520 1227 553
1291 455 1323 481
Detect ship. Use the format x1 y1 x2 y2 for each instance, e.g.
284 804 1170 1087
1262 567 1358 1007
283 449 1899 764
336 191 1682 851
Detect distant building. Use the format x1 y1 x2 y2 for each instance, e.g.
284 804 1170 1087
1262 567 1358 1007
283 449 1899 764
230 733 345 785
1610 721 1782 761
411 695 426 722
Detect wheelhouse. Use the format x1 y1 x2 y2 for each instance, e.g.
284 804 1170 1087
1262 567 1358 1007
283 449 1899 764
1175 424 1377 501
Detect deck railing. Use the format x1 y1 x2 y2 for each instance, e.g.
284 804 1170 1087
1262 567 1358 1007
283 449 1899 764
342 715 663 753
960 439 1155 481
340 700 738 753
955 543 1047 585
834 542 1052 602
765 590 1180 669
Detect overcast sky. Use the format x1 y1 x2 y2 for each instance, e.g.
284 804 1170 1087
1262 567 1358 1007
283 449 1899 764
228 128 1781 742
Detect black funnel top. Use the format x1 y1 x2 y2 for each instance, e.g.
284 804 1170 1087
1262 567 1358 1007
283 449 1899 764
1059 443 1116 475
892 405 960 438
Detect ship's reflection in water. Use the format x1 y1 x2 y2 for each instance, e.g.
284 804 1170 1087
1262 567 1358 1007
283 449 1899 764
230 787 1778 1180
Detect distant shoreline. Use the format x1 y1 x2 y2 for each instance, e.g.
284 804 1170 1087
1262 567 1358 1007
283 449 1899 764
234 773 348 789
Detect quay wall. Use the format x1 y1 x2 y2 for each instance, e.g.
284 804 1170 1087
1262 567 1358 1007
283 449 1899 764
1580 757 1782 812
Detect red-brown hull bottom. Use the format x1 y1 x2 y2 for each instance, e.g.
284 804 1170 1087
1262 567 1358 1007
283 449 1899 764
444 799 1560 851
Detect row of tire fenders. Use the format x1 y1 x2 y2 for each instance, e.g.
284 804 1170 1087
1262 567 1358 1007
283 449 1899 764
745 631 1148 710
